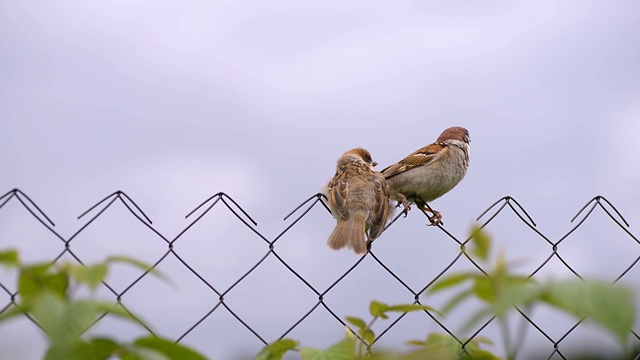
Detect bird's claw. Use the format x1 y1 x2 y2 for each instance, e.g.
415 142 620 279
396 194 411 217
426 210 442 226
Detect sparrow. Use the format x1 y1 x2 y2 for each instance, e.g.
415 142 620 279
324 148 394 254
381 126 470 225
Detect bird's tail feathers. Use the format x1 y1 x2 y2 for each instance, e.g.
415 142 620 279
327 213 367 254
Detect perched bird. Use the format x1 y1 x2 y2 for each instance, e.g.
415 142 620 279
381 126 470 225
325 148 393 254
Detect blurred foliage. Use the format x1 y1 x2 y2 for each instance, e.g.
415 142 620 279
1 225 636 360
0 249 206 360
256 226 637 360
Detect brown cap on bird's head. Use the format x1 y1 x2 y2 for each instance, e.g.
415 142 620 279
436 126 470 144
341 147 377 167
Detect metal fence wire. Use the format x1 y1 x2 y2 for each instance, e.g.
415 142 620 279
1 188 639 359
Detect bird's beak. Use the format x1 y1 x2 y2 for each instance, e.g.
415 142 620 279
372 161 378 167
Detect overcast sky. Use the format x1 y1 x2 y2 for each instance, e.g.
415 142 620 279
2 1 640 359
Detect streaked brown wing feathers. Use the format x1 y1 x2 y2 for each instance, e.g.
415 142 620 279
328 177 350 220
382 143 447 179
368 177 390 239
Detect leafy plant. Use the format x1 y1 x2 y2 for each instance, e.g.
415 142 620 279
256 226 636 360
255 300 497 359
2 224 635 360
429 226 636 359
0 249 206 360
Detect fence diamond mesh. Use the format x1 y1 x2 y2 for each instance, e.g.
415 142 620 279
1 188 639 359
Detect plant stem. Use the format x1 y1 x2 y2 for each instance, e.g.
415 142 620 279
357 317 378 359
511 306 531 360
499 316 515 360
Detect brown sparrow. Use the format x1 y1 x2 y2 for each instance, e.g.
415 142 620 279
325 148 392 254
381 126 470 225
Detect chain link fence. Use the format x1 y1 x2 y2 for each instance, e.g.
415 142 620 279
1 188 639 359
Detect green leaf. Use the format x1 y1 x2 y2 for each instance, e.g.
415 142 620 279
440 288 474 315
92 301 137 321
132 337 207 360
0 249 19 267
428 273 474 293
470 337 494 345
403 333 501 360
106 255 154 269
299 347 323 360
469 226 491 261
369 300 389 319
121 345 171 360
406 339 426 346
38 295 113 360
345 316 366 331
18 264 69 306
31 292 69 339
0 304 27 324
472 276 494 303
66 263 108 290
255 339 299 360
460 308 495 334
472 272 539 317
33 296 101 345
542 280 635 345
66 337 121 360
461 348 502 360
416 333 465 358
106 256 172 286
461 277 539 332
300 337 355 360
362 328 375 345
494 277 539 315
32 296 144 358
462 337 500 360
89 300 155 331
386 303 439 315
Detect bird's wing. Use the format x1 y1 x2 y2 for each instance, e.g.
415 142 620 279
368 176 390 240
328 177 350 220
381 143 448 179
